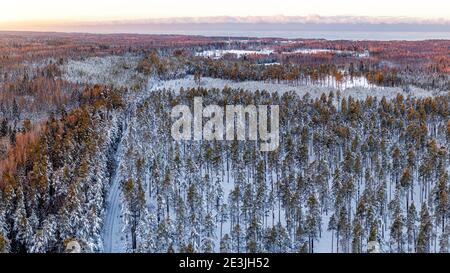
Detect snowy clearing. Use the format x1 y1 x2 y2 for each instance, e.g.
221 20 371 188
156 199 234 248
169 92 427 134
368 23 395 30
162 76 436 100
62 55 146 88
195 49 274 59
288 48 370 58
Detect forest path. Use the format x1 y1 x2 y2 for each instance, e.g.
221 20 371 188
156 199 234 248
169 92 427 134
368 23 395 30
102 78 161 253
102 108 131 252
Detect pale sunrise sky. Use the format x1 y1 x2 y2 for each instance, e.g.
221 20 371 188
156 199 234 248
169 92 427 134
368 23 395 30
0 0 449 25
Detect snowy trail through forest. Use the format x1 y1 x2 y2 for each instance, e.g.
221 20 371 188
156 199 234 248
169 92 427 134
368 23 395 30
103 108 130 252
102 79 161 253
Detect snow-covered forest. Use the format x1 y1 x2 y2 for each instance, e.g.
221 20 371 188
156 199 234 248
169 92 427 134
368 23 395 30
112 85 449 253
0 33 449 253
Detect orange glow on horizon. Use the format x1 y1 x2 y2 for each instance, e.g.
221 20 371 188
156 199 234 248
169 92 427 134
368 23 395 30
0 0 448 31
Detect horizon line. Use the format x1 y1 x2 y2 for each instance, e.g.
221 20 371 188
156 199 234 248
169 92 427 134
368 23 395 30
1 15 450 27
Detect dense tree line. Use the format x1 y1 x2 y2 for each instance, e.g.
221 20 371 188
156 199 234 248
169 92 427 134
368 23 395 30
0 85 125 252
183 57 448 90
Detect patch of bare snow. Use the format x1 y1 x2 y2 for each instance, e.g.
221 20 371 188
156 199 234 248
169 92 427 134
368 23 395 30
287 48 370 58
195 49 274 59
62 55 146 88
161 76 435 100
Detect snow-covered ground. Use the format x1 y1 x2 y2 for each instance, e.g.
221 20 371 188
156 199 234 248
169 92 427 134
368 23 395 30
162 75 436 99
62 55 146 88
102 78 164 253
288 48 370 58
195 47 369 59
195 49 274 59
103 111 129 253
